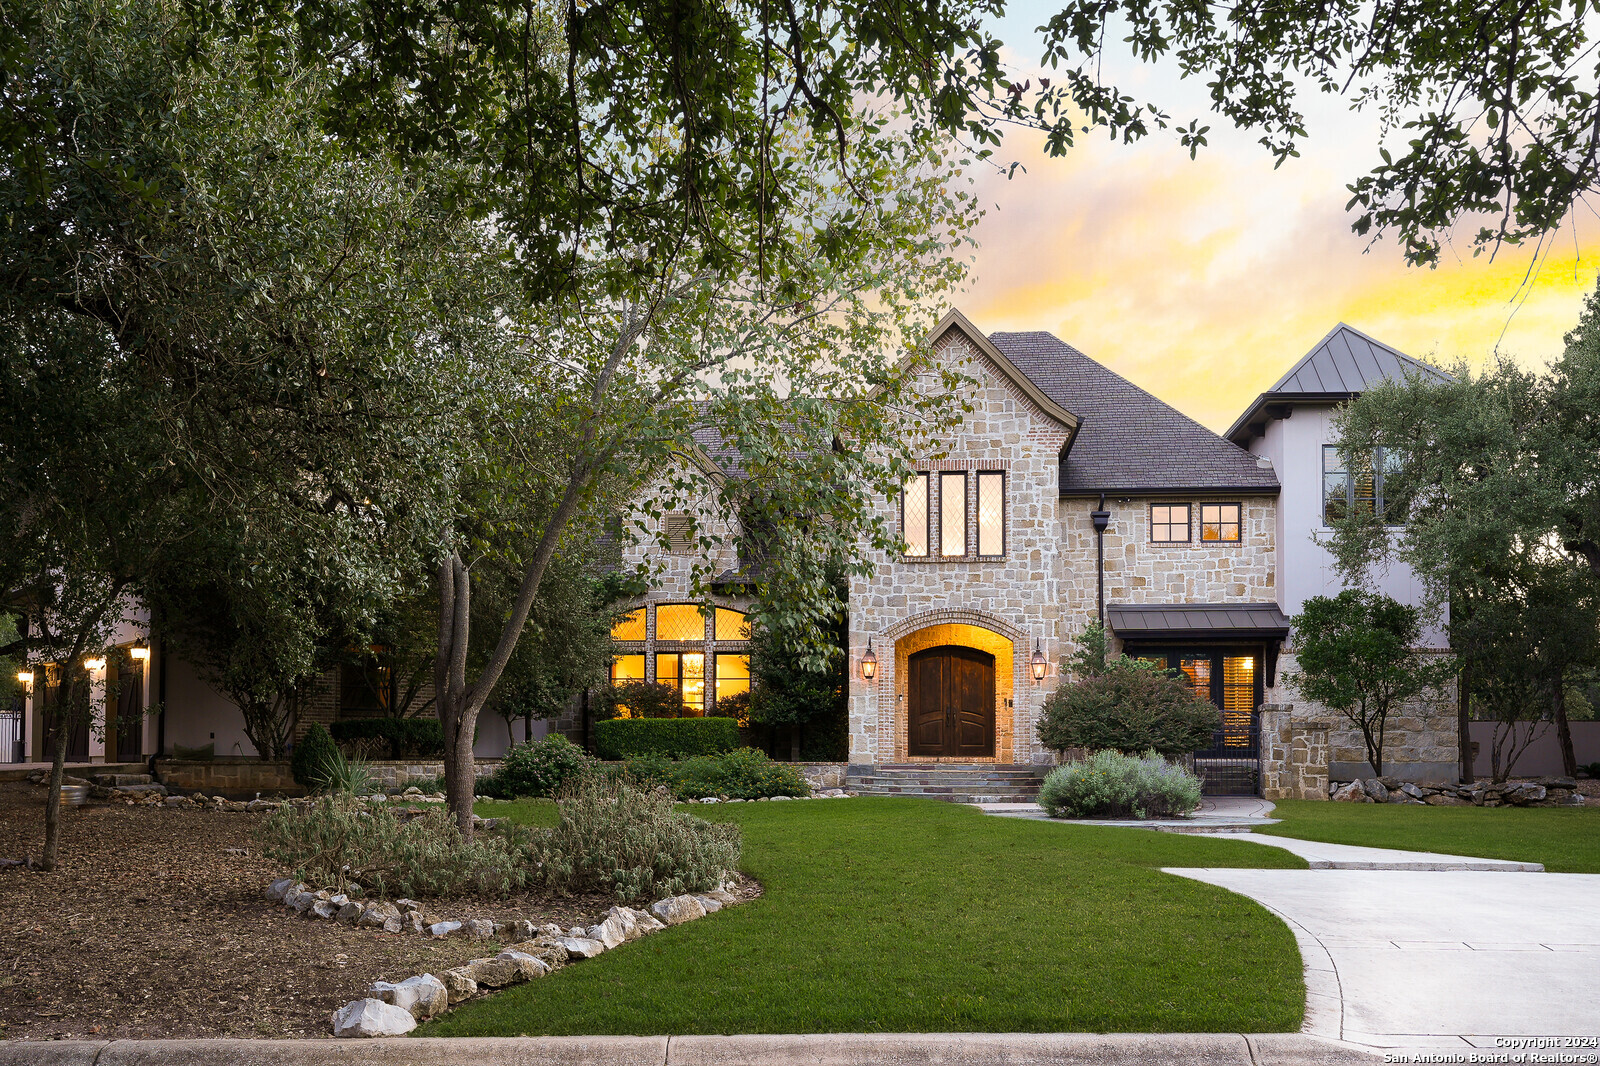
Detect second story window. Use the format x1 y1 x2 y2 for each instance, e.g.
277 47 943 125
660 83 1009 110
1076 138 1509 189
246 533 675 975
1324 446 1404 526
1200 503 1241 542
903 474 929 556
1151 504 1190 543
940 472 967 556
977 472 1005 556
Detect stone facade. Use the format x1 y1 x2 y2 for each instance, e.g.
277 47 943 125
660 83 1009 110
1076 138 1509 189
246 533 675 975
847 322 1281 767
1258 705 1331 801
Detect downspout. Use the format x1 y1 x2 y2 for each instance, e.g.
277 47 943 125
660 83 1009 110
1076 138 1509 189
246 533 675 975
1090 494 1112 627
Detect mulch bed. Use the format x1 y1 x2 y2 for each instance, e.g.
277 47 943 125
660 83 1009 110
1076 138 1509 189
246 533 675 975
0 781 617 1040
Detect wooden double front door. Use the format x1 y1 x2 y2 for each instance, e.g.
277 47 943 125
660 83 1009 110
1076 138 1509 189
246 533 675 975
908 645 995 758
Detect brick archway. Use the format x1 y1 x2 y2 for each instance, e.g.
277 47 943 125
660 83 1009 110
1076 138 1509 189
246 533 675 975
876 611 1022 764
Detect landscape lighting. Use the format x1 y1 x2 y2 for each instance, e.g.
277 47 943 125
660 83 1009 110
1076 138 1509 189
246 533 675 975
860 640 877 681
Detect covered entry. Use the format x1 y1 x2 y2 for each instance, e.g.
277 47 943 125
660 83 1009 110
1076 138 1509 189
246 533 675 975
907 645 995 758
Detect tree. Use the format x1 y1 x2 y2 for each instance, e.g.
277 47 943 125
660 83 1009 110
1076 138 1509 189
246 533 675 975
747 580 849 762
1286 591 1453 778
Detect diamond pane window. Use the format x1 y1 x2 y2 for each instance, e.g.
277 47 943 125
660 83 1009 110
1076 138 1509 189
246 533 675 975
940 472 967 556
902 474 929 556
1200 503 1241 542
714 608 749 642
1150 504 1190 543
977 472 1004 555
611 609 646 642
655 603 705 643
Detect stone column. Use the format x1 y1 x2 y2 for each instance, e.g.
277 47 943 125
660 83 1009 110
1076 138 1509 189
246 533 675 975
1289 719 1332 800
1257 705 1293 800
87 663 108 764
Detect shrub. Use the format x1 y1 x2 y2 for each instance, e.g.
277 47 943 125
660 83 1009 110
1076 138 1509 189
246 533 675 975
671 747 812 799
1037 658 1220 756
612 681 686 719
329 717 445 759
290 723 341 790
594 716 740 759
530 774 741 901
481 734 595 799
711 690 750 722
622 752 677 791
257 794 529 897
1037 749 1203 819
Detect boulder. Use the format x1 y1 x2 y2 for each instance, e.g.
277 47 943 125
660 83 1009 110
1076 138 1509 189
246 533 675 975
1424 793 1469 806
332 998 416 1038
311 900 339 920
1399 782 1425 800
464 918 496 940
357 902 401 929
496 950 551 981
650 895 708 925
395 898 422 912
505 919 537 940
337 901 365 924
505 938 569 970
1330 782 1368 803
463 957 520 989
429 920 464 938
388 974 448 1019
405 911 425 935
264 878 297 902
1360 778 1389 803
287 890 317 914
438 968 478 1004
557 936 607 959
700 889 737 905
586 916 627 949
691 895 723 914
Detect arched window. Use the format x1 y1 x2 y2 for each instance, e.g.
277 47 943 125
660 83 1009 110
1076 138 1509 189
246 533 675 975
654 603 705 643
611 609 646 642
714 608 749 642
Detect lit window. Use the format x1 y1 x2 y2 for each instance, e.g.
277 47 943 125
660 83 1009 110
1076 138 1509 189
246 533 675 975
655 603 705 643
1151 504 1190 543
611 609 646 642
1200 503 1241 542
656 652 705 714
940 472 967 556
714 608 749 642
902 474 928 556
611 655 646 683
977 472 1004 556
714 653 749 705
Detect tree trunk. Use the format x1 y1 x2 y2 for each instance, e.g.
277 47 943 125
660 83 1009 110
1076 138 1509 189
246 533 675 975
39 677 79 871
434 553 477 836
1553 679 1578 779
1458 661 1473 784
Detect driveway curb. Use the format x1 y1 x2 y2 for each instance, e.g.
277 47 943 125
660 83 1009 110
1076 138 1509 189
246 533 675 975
0 1033 1380 1065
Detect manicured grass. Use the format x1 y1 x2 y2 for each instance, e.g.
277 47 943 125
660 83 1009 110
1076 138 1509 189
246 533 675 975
1261 798 1600 873
425 797 1307 1036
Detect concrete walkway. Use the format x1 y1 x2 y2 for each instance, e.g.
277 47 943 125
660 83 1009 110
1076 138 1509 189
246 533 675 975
0 1033 1380 1065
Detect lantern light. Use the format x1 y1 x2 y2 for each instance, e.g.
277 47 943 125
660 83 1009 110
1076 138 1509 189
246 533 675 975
130 640 150 661
860 639 877 681
84 657 106 672
1031 640 1048 683
16 669 33 688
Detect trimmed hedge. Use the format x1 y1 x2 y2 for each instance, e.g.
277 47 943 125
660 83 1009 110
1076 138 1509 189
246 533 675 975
329 717 445 758
595 717 740 759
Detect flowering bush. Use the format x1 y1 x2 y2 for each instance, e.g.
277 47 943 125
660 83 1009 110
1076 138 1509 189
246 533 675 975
1037 749 1203 819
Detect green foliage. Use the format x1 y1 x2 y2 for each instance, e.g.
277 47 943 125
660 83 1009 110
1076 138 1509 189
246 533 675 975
1037 750 1203 820
529 775 741 901
1037 658 1220 756
258 794 529 897
709 690 749 721
329 718 445 759
1287 590 1454 777
619 753 676 792
481 735 596 799
657 749 812 800
290 724 341 791
612 681 687 720
1067 621 1111 679
595 717 741 760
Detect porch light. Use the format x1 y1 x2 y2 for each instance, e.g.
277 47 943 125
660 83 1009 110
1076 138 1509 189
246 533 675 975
1031 641 1048 683
130 641 150 661
84 657 106 672
16 669 33 689
860 640 877 681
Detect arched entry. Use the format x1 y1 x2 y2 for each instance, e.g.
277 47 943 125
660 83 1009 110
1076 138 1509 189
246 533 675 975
908 645 995 758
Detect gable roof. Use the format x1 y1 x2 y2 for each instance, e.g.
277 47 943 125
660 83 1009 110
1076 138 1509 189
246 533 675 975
1225 323 1451 445
928 309 1081 433
984 331 1280 498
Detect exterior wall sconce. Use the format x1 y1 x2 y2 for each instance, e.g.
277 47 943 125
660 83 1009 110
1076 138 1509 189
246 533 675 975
130 641 150 661
1031 641 1048 683
16 668 33 691
84 657 106 672
860 640 877 681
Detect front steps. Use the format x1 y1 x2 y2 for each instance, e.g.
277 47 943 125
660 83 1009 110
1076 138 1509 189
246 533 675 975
845 763 1046 804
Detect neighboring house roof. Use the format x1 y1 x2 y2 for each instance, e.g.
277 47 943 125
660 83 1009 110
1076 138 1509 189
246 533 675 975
1106 602 1291 640
1225 323 1452 445
982 331 1280 498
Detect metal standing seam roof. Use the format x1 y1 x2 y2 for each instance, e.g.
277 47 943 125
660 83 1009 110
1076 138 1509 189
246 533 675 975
984 331 1281 497
1225 323 1453 444
1106 602 1291 637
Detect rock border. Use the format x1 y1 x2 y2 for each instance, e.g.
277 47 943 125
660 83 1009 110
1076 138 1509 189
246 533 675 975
1328 774 1588 807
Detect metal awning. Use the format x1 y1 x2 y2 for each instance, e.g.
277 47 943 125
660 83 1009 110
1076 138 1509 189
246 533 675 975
1106 602 1290 641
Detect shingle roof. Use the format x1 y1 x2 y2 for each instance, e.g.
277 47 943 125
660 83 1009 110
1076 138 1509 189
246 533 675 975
1225 324 1452 444
985 331 1280 497
1106 602 1291 638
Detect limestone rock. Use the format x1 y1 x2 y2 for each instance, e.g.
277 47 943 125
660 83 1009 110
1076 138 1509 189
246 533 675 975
557 936 607 959
463 957 519 988
438 968 478 1004
505 919 537 940
395 898 422 913
586 916 627 949
332 998 416 1038
1360 778 1389 803
405 911 425 935
337 901 365 923
691 895 722 914
311 900 339 920
1330 782 1369 803
1399 782 1425 800
264 878 296 902
537 922 565 937
496 950 550 981
649 895 707 925
1423 793 1468 806
700 889 737 905
392 974 448 1018
464 918 496 940
429 920 464 938
505 938 569 970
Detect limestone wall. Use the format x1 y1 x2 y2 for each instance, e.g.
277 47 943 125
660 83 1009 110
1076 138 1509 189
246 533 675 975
1258 705 1330 800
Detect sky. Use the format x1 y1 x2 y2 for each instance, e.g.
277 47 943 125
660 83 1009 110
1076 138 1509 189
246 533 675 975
957 3 1600 432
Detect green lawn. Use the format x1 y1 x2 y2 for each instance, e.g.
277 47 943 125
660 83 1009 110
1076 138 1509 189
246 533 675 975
1261 798 1600 873
423 797 1307 1036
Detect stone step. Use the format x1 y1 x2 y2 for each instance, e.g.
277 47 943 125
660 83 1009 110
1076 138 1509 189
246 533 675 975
851 783 1041 794
848 772 1043 783
847 775 1044 787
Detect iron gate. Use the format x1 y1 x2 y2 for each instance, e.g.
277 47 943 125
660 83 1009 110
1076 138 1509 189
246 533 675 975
0 699 21 764
1192 713 1260 796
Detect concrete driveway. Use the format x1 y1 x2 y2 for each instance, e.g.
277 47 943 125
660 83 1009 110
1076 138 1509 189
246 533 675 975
1169 866 1600 1051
